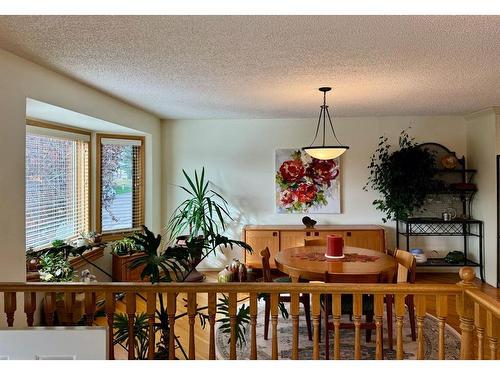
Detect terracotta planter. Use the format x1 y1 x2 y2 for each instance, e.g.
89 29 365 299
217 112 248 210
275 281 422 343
112 252 146 282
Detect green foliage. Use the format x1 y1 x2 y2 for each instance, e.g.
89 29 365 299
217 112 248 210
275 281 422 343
117 168 254 358
38 252 74 282
364 130 437 222
111 237 142 256
166 168 232 243
217 295 251 348
51 239 66 248
158 168 252 281
128 226 192 283
113 312 150 360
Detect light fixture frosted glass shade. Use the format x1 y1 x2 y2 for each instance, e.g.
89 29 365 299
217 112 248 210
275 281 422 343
302 146 349 160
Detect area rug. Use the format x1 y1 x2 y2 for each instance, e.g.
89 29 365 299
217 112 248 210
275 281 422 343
215 300 461 360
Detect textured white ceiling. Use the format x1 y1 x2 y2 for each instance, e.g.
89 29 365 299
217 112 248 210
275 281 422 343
1 16 499 119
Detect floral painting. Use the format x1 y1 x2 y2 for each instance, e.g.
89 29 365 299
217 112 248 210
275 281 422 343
275 149 341 213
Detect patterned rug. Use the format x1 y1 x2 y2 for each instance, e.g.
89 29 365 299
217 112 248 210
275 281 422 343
215 300 461 360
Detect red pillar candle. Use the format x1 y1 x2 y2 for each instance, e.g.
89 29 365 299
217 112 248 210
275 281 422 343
326 235 344 258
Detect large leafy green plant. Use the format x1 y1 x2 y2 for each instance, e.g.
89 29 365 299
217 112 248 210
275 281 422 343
364 130 437 222
167 168 231 242
114 169 254 359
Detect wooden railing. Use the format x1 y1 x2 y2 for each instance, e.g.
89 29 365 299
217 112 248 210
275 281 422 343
0 267 499 360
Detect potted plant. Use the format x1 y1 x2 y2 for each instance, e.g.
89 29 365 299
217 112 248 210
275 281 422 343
364 130 438 222
107 169 254 359
77 231 102 246
165 168 238 281
111 224 252 359
111 236 145 282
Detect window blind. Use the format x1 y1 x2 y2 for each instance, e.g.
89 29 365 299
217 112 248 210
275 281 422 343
99 136 144 232
25 131 90 249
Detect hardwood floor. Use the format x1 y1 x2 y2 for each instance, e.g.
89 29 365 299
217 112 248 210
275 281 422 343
97 271 499 360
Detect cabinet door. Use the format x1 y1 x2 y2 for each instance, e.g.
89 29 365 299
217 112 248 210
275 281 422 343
280 231 307 251
281 230 345 249
244 230 280 268
344 230 384 252
318 231 344 241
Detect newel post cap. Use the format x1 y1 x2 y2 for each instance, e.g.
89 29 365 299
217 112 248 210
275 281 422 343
459 267 476 285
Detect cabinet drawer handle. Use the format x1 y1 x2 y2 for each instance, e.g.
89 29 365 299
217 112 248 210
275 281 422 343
314 232 319 236
272 232 278 237
346 231 352 237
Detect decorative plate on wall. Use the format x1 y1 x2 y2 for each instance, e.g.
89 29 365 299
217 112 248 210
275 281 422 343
440 154 459 169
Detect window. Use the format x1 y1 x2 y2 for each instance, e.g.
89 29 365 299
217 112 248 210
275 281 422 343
96 135 144 234
25 123 90 249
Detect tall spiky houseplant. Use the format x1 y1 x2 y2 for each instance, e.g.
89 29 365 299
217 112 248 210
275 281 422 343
113 169 253 359
166 168 239 280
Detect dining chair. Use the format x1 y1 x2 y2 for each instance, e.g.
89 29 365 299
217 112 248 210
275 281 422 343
260 247 312 341
322 272 382 359
386 249 417 350
304 238 326 246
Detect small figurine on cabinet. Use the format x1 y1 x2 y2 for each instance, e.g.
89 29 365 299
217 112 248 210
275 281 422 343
302 216 317 228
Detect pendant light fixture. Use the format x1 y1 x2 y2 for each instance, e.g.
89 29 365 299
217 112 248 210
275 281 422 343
302 87 349 160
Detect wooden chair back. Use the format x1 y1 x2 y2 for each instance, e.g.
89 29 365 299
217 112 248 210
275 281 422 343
260 247 273 282
394 249 416 283
304 238 326 246
323 271 382 284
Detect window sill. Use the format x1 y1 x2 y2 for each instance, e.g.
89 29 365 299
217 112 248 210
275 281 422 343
101 228 142 242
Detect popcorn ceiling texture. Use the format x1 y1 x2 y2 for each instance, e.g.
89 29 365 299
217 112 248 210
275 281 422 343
0 15 499 119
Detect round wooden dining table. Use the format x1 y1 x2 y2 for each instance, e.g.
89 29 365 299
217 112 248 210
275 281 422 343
274 245 397 283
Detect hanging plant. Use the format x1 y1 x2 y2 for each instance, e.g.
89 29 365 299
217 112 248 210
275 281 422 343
364 130 438 222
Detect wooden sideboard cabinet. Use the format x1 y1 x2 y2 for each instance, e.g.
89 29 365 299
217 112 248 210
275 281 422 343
242 225 385 268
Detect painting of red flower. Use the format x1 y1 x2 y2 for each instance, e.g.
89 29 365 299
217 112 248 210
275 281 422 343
275 149 340 213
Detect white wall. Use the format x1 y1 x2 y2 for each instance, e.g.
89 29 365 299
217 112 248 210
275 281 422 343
162 116 469 270
0 48 161 286
466 109 498 286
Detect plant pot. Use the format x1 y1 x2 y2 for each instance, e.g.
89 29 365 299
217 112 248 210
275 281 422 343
176 235 205 282
112 252 147 282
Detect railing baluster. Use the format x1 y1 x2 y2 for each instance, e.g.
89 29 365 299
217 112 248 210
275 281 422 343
374 294 384 360
486 311 499 360
436 295 448 360
270 292 279 360
126 292 136 360
290 292 299 360
208 292 217 360
4 292 16 327
64 292 75 325
24 292 36 327
187 292 197 360
415 295 426 360
353 293 362 360
146 291 156 360
84 291 96 326
44 292 56 326
105 291 115 360
167 293 177 360
312 293 321 360
228 292 237 360
332 293 341 360
395 294 406 360
474 302 486 360
249 292 258 360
